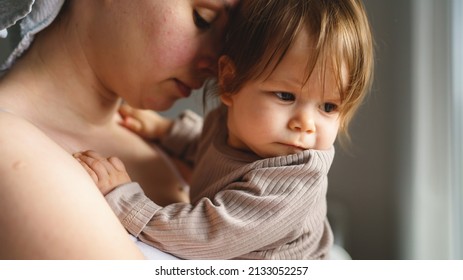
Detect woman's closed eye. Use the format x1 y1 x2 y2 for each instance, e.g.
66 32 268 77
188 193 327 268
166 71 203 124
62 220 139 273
275 92 295 102
193 8 218 30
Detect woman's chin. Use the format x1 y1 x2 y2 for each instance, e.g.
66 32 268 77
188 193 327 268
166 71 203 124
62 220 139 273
143 97 177 112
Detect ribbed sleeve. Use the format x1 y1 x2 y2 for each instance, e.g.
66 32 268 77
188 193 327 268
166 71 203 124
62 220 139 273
106 107 334 259
106 182 161 236
158 110 203 166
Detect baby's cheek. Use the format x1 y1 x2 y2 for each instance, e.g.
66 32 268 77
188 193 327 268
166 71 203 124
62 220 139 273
320 128 339 149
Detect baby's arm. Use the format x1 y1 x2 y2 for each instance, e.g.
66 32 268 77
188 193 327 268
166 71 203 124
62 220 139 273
74 150 131 195
118 104 173 140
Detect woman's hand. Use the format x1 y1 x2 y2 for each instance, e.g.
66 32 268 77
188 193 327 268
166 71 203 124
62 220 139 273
74 150 131 195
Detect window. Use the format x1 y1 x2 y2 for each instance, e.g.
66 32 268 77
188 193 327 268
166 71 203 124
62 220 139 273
408 0 462 259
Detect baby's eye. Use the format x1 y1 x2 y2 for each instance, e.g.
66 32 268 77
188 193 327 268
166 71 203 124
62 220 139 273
193 9 216 30
275 92 295 102
322 103 338 113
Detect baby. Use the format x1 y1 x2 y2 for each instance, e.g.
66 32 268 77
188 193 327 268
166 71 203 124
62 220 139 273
75 0 373 259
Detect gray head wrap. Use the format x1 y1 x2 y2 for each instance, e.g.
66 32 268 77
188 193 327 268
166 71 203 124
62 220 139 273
0 0 65 74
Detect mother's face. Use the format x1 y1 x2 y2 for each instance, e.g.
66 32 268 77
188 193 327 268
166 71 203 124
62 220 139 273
88 0 239 111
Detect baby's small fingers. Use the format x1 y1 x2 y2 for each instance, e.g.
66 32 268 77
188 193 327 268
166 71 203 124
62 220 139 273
77 154 111 178
108 156 127 172
119 104 134 116
78 151 118 173
120 116 143 133
75 153 96 165
76 157 99 183
81 150 106 160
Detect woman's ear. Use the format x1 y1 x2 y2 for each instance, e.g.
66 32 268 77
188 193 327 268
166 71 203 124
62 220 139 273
218 56 236 107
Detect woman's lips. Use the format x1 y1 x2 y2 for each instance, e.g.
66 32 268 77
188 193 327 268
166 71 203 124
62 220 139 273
174 79 192 98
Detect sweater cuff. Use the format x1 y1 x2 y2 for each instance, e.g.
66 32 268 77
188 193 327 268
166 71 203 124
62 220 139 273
105 182 161 237
159 109 202 157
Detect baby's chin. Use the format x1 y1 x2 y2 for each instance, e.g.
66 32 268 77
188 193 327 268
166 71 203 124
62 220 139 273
253 146 308 158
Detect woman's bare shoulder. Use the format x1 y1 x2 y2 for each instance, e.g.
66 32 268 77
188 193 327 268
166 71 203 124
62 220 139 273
0 111 73 177
0 111 54 167
0 112 144 259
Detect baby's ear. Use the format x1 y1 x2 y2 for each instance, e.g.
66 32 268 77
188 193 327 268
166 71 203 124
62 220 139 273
218 55 236 107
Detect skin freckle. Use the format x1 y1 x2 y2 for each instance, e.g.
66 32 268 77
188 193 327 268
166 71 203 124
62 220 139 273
12 160 26 170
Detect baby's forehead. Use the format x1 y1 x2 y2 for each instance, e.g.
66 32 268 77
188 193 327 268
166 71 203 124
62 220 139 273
262 64 346 95
260 43 349 87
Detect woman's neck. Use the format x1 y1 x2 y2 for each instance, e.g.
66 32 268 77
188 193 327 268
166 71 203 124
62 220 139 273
0 12 120 131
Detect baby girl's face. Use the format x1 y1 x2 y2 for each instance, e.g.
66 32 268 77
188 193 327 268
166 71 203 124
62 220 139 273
221 30 343 158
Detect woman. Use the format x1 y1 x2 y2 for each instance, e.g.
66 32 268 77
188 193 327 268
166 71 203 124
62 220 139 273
0 0 239 259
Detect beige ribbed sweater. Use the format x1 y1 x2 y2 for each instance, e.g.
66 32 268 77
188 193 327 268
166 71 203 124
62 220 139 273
106 106 334 259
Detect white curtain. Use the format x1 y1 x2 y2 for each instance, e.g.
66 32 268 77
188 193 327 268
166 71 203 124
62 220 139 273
451 0 463 260
408 0 462 259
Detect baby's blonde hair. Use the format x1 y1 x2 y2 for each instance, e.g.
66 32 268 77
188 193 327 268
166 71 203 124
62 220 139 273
214 0 374 145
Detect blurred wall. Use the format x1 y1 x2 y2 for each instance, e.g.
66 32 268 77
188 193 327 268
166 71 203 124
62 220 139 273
326 0 413 259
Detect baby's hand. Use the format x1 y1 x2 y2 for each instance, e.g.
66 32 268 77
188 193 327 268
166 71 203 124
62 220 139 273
73 150 131 195
118 104 173 140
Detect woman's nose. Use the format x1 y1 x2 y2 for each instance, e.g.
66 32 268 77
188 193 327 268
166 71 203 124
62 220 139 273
289 113 316 133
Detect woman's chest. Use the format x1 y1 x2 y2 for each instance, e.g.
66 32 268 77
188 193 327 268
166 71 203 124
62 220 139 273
60 125 189 206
